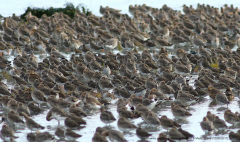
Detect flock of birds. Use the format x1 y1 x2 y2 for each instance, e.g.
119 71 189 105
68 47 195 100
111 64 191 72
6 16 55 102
1 3 240 142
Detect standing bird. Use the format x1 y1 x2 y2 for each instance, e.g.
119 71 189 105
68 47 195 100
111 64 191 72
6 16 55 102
64 128 82 141
7 110 24 127
100 107 116 124
215 93 229 107
102 130 126 142
213 116 228 131
21 112 45 131
136 127 152 139
200 117 214 133
224 110 239 125
31 89 47 107
92 132 108 142
0 124 18 141
117 117 137 131
104 37 119 50
46 107 68 126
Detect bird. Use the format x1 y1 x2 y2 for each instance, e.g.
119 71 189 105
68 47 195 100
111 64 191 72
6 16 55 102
117 117 137 131
136 127 152 139
229 131 240 141
92 132 108 142
55 127 65 139
69 104 87 117
213 116 228 131
36 131 55 142
100 107 116 124
69 113 86 125
7 110 25 127
64 117 80 128
160 115 181 130
31 89 47 107
21 112 45 131
102 130 126 142
224 109 239 125
117 106 135 119
104 37 119 50
27 132 36 142
171 103 192 119
64 128 82 141
140 111 161 126
0 124 19 141
200 117 214 133
2 3 240 142
46 107 68 126
215 93 229 107
169 127 186 140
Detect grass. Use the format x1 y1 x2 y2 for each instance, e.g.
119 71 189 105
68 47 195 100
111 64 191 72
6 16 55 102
211 59 219 68
211 62 219 68
20 2 90 21
117 42 123 50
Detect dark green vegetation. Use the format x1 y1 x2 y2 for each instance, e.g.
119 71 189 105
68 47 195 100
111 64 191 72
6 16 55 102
20 2 90 20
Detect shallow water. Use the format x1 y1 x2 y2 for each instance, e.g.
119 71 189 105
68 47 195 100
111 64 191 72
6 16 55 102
0 45 239 142
1 1 240 142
